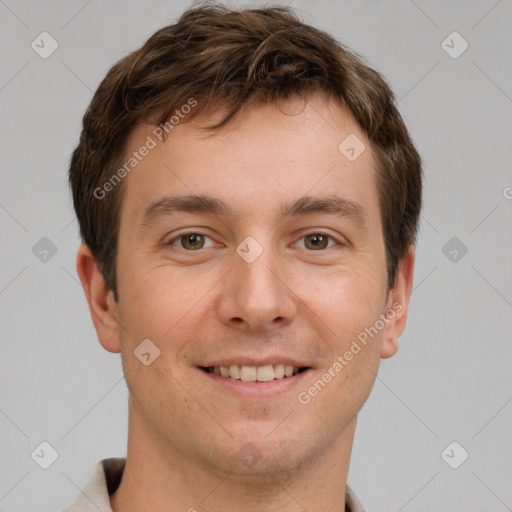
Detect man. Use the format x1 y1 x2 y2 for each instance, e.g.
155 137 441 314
65 3 421 511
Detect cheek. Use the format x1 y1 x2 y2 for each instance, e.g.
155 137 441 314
120 261 210 341
302 259 386 342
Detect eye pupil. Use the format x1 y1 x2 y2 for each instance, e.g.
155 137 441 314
182 234 204 249
305 234 328 250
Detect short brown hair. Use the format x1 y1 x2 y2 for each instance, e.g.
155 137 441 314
69 2 422 300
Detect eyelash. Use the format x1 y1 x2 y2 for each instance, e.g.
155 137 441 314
166 230 344 251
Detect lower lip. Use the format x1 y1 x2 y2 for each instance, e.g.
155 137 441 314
197 367 311 398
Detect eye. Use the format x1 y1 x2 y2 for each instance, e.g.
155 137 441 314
167 232 216 250
295 232 340 251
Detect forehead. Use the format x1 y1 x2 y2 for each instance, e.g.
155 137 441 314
118 94 381 231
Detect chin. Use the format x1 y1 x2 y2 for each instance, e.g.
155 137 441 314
193 430 318 482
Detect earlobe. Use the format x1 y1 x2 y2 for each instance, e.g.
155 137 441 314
380 246 415 359
76 244 121 354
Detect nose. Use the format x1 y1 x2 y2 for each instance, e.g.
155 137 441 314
217 245 298 332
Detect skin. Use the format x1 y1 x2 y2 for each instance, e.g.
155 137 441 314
77 93 415 512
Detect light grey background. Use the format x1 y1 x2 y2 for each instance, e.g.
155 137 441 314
1 1 511 511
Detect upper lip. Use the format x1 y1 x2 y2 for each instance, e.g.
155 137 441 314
199 357 310 368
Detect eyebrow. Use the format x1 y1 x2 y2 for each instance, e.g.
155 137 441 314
138 194 368 233
281 195 367 227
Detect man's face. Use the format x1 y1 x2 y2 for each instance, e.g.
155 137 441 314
107 94 406 477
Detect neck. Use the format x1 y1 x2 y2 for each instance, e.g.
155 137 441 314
110 400 357 512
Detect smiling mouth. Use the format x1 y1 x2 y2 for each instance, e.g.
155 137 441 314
199 364 310 382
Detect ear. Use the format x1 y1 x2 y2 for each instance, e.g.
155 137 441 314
76 244 121 353
380 246 415 359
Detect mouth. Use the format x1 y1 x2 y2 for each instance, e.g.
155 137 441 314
199 364 310 382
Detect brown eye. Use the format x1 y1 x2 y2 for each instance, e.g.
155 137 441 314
303 233 329 250
180 233 205 250
167 232 217 251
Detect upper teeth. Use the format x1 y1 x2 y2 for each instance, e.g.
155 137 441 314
209 364 300 381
